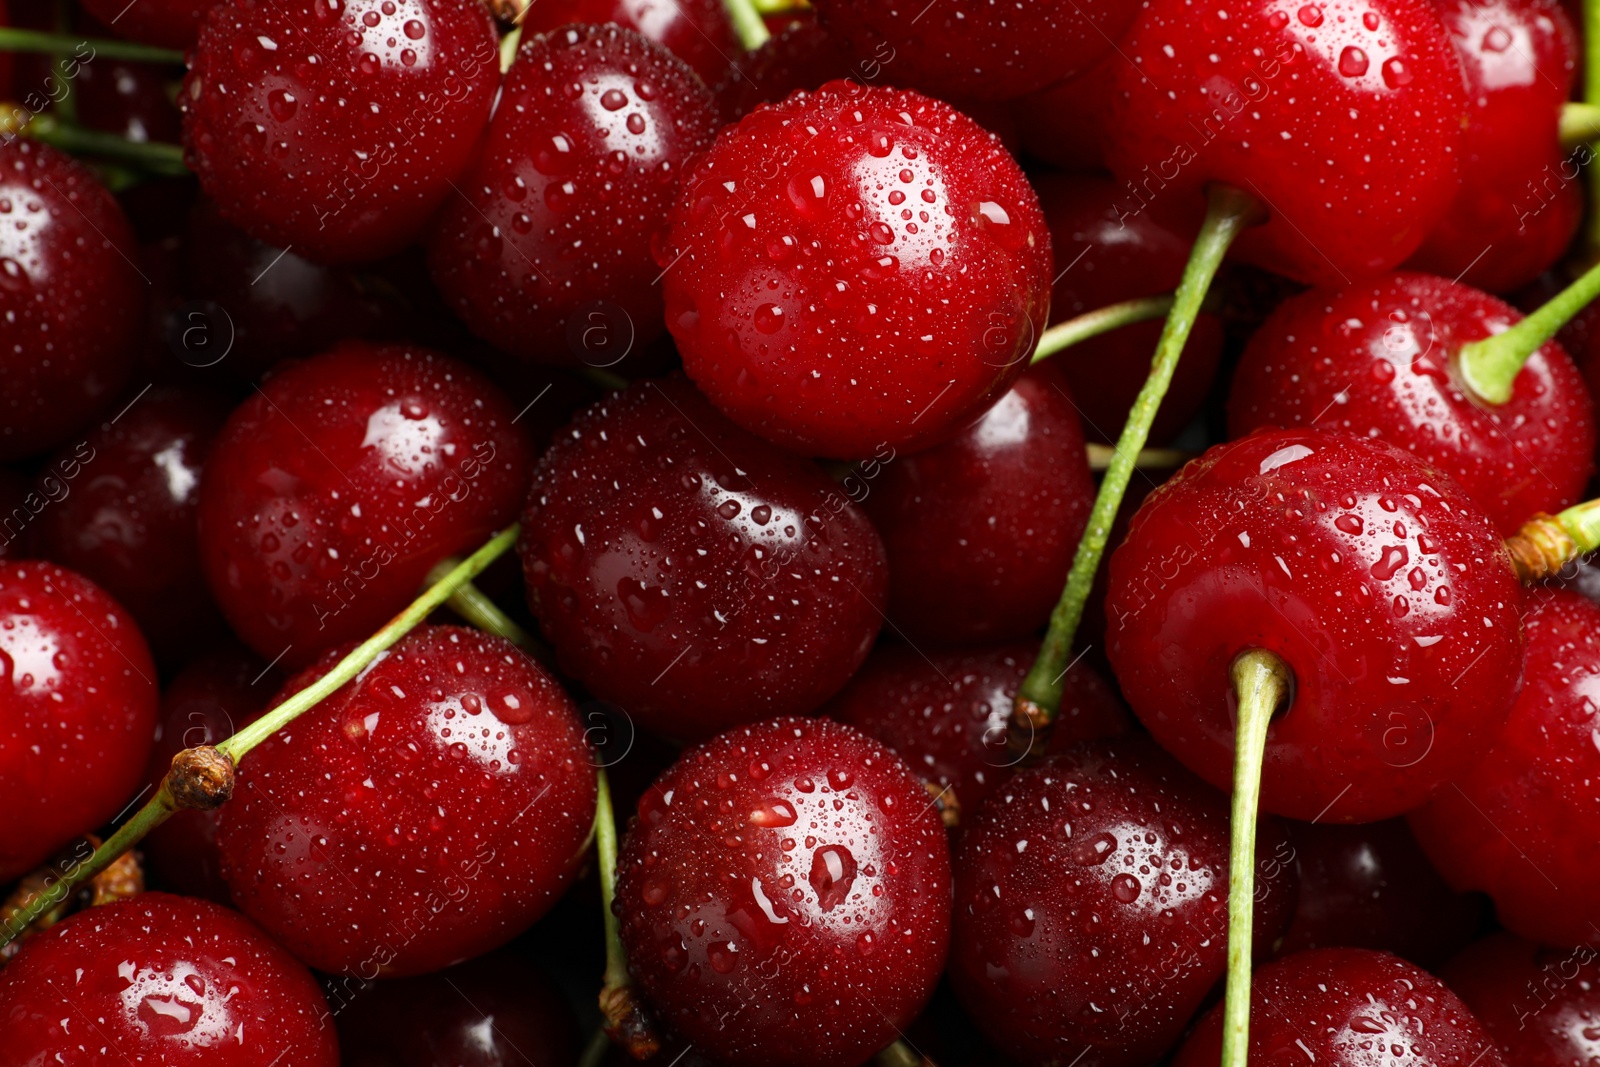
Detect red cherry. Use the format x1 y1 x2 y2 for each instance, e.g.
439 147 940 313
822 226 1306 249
716 19 853 120
1105 428 1525 822
1227 272 1597 535
0 892 337 1066
0 561 157 883
660 80 1052 458
197 340 534 669
1103 0 1468 285
217 625 596 976
949 736 1298 1066
614 717 951 1067
1440 933 1600 1067
427 25 720 370
1172 948 1504 1066
0 141 143 462
518 377 888 739
80 0 221 48
181 0 501 264
76 56 186 145
517 0 739 86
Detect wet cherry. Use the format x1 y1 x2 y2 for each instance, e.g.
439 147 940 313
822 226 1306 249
81 0 221 48
517 0 739 85
1440 933 1600 1067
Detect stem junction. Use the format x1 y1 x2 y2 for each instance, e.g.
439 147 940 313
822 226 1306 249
1456 257 1600 405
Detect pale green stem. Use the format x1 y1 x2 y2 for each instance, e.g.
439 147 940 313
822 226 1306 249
1084 443 1193 472
1031 295 1175 363
721 0 772 50
0 27 184 64
1457 256 1600 405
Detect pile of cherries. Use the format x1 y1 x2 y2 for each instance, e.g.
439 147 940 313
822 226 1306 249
6 0 1600 1064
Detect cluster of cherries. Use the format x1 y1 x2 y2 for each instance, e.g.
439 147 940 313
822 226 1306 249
3 0 1600 1064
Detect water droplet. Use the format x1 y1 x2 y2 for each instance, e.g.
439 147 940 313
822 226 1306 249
1362 10 1379 30
1297 4 1323 26
600 88 628 111
810 845 857 910
1338 46 1370 77
753 303 784 333
750 799 798 827
1335 514 1363 535
1371 544 1409 581
1111 874 1142 902
1381 56 1414 88
1072 831 1118 866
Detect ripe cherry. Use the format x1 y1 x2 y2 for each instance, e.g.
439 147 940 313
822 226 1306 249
614 716 951 1067
1105 428 1525 823
0 892 338 1066
1440 933 1600 1067
217 625 597 977
716 19 854 120
427 25 720 370
659 79 1052 458
80 0 221 48
518 377 888 739
517 0 739 85
181 0 501 263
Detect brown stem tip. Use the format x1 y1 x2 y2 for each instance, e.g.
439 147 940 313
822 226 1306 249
924 780 960 830
1504 512 1577 583
599 983 661 1061
167 746 237 811
1007 697 1053 765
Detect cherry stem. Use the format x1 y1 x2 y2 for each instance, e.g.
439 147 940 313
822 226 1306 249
1504 497 1600 581
1559 102 1600 147
1009 184 1262 756
874 1039 937 1067
1 110 188 175
0 27 184 65
423 558 553 663
596 765 661 1058
1030 295 1175 363
1221 649 1290 1067
721 0 772 51
498 26 522 72
580 366 630 393
1084 443 1193 472
1456 256 1600 404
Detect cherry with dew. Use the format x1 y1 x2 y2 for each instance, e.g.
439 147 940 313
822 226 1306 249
516 0 739 86
1439 932 1600 1067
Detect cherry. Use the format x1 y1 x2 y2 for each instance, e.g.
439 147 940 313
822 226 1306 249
948 735 1298 1067
1103 0 1469 286
427 24 721 370
1172 947 1504 1066
76 56 186 146
518 376 888 739
0 140 144 462
180 0 501 264
715 18 854 120
613 716 950 1067
0 891 338 1066
196 340 534 669
1015 58 1115 172
217 624 596 977
658 79 1053 458
1105 428 1525 823
80 0 221 48
1227 272 1597 535
517 0 740 86
0 560 157 884
1439 932 1600 1067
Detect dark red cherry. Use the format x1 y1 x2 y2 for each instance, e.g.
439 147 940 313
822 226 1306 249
716 19 853 120
1105 428 1525 822
1405 0 1579 292
518 377 888 739
1036 173 1226 445
81 0 221 48
1227 272 1596 535
1440 933 1600 1067
76 56 185 145
0 561 158 883
659 79 1052 458
1104 0 1468 285
0 892 337 1066
949 736 1298 1067
1172 948 1504 1066
181 0 501 264
218 625 596 977
517 0 739 85
196 340 534 669
0 141 143 462
615 716 951 1067
427 25 720 370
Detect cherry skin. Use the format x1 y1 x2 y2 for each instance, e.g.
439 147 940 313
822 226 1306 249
0 892 337 1066
196 340 534 670
716 19 855 121
76 56 186 146
659 79 1053 459
518 376 888 739
1015 58 1116 173
181 0 501 264
427 25 720 370
0 561 158 883
1103 0 1468 286
516 0 739 86
614 716 951 1067
1105 428 1525 823
81 0 222 48
1227 272 1597 535
1439 933 1600 1067
217 625 596 977
0 141 143 462
1172 948 1505 1066
949 736 1298 1067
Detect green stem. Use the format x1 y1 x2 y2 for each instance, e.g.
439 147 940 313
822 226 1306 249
721 0 772 51
424 559 553 663
1560 101 1600 148
1456 256 1600 405
579 366 629 393
577 1029 610 1067
1221 650 1290 1067
1505 497 1600 582
1084 443 1193 472
597 767 628 996
498 26 522 72
0 28 185 65
7 111 187 174
1031 295 1175 363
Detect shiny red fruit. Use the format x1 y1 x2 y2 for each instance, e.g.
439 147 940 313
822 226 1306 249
0 892 337 1066
950 736 1298 1067
1441 933 1600 1067
218 625 597 977
1227 272 1596 535
1104 0 1467 286
181 0 500 263
1106 429 1525 822
81 0 221 48
660 80 1052 458
517 0 739 85
197 340 534 669
518 377 888 739
615 717 951 1067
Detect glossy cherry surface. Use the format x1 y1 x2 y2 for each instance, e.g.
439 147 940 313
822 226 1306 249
1440 933 1600 1067
428 25 720 370
181 0 501 263
1227 272 1596 535
614 716 951 1067
0 561 157 883
82 0 221 48
218 625 597 977
659 79 1052 458
197 340 534 669
949 736 1297 1067
1105 428 1525 823
0 892 337 1066
518 377 888 739
517 0 739 85
1104 0 1468 286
